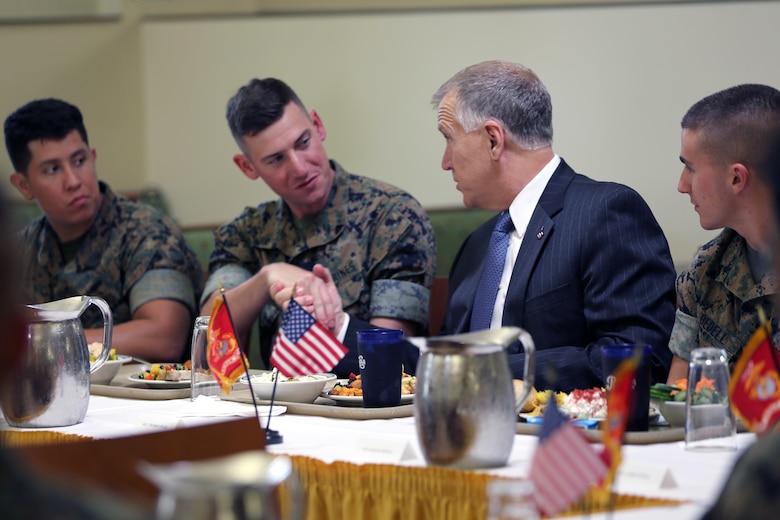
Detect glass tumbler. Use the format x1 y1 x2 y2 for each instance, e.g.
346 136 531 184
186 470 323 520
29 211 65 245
356 329 403 408
190 316 227 400
684 347 737 451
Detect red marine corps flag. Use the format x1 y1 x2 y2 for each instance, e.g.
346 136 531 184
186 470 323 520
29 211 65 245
729 309 780 435
207 294 248 394
596 351 640 503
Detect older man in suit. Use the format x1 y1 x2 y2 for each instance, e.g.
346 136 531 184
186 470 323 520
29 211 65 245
433 61 676 392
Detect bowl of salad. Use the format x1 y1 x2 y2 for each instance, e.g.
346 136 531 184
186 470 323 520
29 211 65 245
238 370 337 403
89 343 130 385
651 377 726 428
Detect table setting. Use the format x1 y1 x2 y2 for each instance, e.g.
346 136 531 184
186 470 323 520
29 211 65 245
0 297 760 519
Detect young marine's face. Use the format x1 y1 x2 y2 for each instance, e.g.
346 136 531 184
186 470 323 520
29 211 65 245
437 92 494 209
678 128 736 231
9 129 102 242
235 102 334 218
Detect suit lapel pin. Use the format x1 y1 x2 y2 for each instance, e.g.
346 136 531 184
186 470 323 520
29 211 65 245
536 226 544 240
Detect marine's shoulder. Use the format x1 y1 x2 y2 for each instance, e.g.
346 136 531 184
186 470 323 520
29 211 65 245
341 170 415 200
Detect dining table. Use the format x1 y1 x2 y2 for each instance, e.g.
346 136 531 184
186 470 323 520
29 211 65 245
0 361 753 520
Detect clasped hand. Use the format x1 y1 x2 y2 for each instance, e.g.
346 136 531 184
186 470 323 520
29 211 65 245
269 264 345 335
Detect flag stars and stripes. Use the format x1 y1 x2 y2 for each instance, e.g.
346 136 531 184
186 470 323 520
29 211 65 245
271 299 348 378
529 396 608 517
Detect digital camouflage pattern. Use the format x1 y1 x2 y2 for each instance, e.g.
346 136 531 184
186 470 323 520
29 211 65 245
204 160 436 341
670 228 779 367
17 182 204 328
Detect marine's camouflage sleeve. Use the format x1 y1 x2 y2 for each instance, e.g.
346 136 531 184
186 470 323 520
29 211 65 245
206 161 435 330
669 229 778 363
18 183 204 328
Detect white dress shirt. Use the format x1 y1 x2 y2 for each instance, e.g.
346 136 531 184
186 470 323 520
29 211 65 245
488 155 561 329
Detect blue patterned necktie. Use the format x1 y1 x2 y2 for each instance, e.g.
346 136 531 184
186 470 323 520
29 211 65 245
470 211 514 331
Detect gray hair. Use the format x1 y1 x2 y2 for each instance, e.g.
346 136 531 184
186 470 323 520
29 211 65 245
432 60 553 150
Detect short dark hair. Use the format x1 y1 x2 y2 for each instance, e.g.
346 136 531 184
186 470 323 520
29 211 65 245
681 84 780 175
225 78 306 144
4 98 88 174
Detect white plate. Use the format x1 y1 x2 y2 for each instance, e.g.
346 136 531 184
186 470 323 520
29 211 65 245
127 373 191 389
520 406 661 424
320 380 414 407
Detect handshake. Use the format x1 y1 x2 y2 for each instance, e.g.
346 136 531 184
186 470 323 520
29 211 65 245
268 263 346 336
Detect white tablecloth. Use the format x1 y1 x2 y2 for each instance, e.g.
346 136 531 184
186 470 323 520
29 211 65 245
0 395 753 519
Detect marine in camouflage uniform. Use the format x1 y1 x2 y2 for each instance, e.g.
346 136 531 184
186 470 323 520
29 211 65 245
669 228 778 371
203 161 436 376
18 181 204 337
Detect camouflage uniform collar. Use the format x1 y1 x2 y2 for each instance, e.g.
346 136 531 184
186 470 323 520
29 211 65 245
718 229 776 301
94 180 117 228
272 160 346 257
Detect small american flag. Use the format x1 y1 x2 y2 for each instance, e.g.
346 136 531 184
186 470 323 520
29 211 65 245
529 395 608 517
271 299 348 378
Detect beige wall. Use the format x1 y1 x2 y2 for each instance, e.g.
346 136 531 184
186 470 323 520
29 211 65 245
2 1 779 269
0 2 144 195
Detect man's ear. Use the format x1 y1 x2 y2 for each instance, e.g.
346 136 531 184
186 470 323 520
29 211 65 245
310 109 327 143
233 154 259 180
9 172 33 200
484 120 505 160
730 163 749 194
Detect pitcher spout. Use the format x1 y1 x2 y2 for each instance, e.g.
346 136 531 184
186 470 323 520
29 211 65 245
25 295 92 322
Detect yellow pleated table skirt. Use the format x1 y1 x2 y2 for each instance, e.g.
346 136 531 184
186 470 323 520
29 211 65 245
1 430 686 519
290 455 686 519
0 429 92 446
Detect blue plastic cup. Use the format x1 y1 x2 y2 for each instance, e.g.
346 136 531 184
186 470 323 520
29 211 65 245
356 329 403 408
601 344 652 432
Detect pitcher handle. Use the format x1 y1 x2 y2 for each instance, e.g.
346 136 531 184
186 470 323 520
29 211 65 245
84 296 114 373
513 328 536 415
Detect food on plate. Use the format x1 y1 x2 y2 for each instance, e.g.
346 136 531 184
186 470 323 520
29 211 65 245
401 373 416 395
255 371 320 383
650 378 725 405
650 380 687 402
523 388 567 417
329 372 416 397
520 386 606 420
137 360 192 381
560 388 607 420
512 379 538 413
329 374 362 396
88 342 117 362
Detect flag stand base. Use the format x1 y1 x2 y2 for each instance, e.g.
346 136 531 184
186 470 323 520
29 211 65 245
266 429 284 445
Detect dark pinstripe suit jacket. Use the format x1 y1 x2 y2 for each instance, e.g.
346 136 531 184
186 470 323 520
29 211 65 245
441 159 676 392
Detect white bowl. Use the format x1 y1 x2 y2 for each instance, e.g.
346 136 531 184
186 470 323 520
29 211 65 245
239 371 337 403
90 355 131 385
656 400 685 427
656 400 736 431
